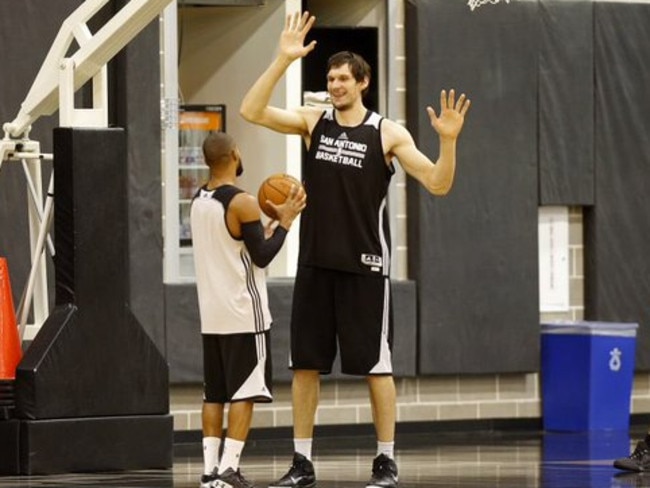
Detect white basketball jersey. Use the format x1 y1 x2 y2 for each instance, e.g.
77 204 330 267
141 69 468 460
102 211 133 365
190 185 272 335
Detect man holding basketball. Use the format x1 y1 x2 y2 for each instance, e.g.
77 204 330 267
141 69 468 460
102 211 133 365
240 12 470 488
191 132 305 488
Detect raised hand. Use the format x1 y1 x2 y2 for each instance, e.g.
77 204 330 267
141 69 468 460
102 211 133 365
427 89 471 140
280 11 317 62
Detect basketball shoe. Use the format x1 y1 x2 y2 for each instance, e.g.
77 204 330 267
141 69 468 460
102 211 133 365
614 441 650 472
268 452 316 488
200 469 219 488
213 468 255 488
366 454 398 488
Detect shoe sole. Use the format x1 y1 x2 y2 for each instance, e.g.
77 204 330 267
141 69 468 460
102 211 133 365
613 461 645 472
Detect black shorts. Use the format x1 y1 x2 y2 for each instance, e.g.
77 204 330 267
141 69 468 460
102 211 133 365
202 330 273 404
290 266 393 376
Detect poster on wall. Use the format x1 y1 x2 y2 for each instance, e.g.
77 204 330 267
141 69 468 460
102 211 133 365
538 206 570 312
178 104 226 246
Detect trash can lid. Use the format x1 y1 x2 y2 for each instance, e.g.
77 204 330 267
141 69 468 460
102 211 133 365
541 321 638 337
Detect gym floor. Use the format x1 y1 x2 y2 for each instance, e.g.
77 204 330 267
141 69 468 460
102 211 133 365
0 427 645 488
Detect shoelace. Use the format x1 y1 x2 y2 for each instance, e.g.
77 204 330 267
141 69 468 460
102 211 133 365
631 444 650 460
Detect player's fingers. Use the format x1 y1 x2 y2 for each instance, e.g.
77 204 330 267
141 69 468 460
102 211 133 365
448 89 456 110
460 98 471 117
426 106 437 121
455 93 466 112
440 89 447 110
301 12 316 34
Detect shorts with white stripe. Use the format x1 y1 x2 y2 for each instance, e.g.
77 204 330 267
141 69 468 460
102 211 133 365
290 266 394 375
202 330 273 403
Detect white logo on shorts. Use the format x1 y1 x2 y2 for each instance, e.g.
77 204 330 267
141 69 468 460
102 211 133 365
361 254 382 272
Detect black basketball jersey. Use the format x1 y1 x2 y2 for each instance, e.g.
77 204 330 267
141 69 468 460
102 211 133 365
299 108 395 276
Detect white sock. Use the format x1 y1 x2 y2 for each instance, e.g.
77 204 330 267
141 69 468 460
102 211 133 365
377 441 395 459
218 437 245 474
203 436 221 475
294 438 313 461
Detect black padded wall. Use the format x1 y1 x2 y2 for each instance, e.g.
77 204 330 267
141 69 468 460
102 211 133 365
586 3 650 370
406 0 540 374
538 0 594 205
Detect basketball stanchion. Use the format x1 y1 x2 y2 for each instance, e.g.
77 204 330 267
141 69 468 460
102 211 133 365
0 257 22 379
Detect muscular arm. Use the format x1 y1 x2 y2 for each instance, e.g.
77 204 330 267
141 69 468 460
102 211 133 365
240 55 311 136
385 89 470 196
240 12 320 138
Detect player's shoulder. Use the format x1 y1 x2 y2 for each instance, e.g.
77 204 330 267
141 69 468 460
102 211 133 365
380 117 412 140
297 105 326 121
230 191 261 221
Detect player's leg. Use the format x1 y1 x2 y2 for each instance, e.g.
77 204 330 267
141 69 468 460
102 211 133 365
202 334 226 487
292 369 320 443
216 330 273 488
268 266 335 488
368 375 396 444
337 273 398 488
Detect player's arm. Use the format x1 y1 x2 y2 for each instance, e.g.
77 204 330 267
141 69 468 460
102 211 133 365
240 12 317 137
228 189 305 268
386 89 470 196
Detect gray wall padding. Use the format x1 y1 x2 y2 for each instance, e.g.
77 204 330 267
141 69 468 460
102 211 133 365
586 3 650 370
406 0 540 374
538 0 594 205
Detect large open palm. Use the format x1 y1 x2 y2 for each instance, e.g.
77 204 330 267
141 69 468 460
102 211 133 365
428 89 470 139
280 12 317 61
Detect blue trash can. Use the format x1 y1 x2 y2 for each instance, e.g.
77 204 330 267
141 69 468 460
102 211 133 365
541 321 638 431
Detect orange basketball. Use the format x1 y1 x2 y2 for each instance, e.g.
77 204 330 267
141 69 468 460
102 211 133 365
257 173 303 218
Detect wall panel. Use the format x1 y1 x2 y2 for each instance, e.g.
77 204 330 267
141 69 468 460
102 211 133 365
587 2 650 370
406 0 540 374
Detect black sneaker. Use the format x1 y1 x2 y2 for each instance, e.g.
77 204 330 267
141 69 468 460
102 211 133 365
200 469 219 488
214 467 255 488
614 441 650 472
268 453 316 488
366 454 398 488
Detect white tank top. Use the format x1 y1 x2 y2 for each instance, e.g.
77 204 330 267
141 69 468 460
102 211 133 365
190 185 272 334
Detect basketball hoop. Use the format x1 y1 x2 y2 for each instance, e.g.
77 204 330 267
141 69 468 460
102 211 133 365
468 0 510 12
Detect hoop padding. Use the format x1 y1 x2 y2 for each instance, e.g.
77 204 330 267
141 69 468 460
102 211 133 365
9 128 172 474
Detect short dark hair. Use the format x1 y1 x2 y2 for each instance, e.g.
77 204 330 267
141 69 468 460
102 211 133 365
327 51 371 97
202 131 235 168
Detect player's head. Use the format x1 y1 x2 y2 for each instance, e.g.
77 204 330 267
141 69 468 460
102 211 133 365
202 131 243 176
326 51 371 102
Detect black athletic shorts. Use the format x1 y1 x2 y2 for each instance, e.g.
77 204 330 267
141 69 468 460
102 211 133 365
289 266 393 375
202 330 273 404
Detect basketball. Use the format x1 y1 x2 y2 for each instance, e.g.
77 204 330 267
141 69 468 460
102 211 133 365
257 173 303 218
